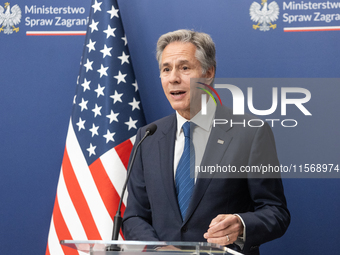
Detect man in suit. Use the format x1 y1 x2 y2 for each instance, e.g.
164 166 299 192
122 29 290 255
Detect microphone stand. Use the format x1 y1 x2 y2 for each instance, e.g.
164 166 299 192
106 125 157 251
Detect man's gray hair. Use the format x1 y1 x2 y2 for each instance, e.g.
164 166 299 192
156 29 216 75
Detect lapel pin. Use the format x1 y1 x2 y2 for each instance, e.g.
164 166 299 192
217 139 224 145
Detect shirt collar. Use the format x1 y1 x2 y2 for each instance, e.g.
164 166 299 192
175 97 217 135
191 97 216 132
176 111 188 137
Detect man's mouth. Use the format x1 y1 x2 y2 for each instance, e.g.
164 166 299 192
170 91 186 96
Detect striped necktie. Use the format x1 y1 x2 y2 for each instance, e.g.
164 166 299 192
175 121 195 220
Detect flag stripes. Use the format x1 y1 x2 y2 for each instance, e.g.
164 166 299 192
46 120 134 253
89 158 121 220
115 139 134 169
65 119 111 240
52 198 79 255
62 148 102 240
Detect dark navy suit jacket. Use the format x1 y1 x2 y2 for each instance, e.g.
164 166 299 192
122 104 290 255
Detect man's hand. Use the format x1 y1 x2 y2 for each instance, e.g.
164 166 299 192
203 214 244 246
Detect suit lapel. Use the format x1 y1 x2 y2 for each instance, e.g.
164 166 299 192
158 115 183 221
183 105 233 224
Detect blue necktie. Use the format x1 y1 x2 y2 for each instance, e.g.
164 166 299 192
175 121 195 220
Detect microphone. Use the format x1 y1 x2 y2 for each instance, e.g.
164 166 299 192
145 123 157 136
107 124 157 251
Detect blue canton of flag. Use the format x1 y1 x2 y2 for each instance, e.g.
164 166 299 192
74 0 145 164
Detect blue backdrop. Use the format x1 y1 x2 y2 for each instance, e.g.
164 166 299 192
0 0 339 254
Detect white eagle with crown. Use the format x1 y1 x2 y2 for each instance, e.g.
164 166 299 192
250 0 279 31
0 2 22 34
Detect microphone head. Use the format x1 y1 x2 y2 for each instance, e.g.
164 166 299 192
146 124 157 136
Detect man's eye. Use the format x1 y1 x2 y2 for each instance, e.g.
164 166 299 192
163 68 170 72
182 66 189 70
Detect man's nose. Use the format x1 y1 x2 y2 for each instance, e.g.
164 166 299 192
169 68 180 84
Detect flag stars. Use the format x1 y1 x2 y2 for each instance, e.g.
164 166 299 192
114 71 127 84
110 90 123 104
129 97 140 111
67 4 145 163
81 78 91 92
84 58 93 72
100 44 112 58
89 19 99 33
94 84 105 98
118 51 129 65
79 98 88 111
132 80 138 92
89 123 99 137
107 5 119 19
103 25 116 38
86 39 96 52
97 64 109 78
92 0 102 13
92 104 102 117
103 129 115 143
121 35 127 46
106 110 119 123
125 117 138 130
76 117 86 131
87 143 96 157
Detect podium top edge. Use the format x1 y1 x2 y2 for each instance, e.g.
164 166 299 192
60 240 243 255
61 240 222 248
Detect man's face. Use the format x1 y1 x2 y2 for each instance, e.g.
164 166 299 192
160 41 213 119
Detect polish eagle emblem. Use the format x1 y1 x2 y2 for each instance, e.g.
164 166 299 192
250 0 279 31
0 2 22 34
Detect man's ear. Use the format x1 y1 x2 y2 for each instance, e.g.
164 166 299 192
204 66 215 85
206 66 215 78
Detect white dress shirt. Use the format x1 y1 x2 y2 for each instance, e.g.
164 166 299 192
173 98 216 179
173 98 246 248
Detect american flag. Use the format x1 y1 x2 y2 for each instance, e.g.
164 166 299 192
46 0 146 254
